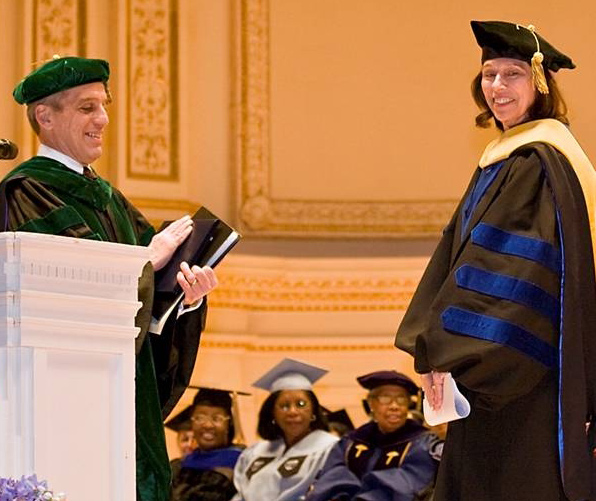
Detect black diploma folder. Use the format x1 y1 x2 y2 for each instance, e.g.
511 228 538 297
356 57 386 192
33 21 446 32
154 206 241 294
149 207 241 334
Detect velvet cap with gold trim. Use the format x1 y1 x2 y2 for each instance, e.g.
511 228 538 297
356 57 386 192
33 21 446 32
357 370 419 395
13 56 110 105
471 21 575 72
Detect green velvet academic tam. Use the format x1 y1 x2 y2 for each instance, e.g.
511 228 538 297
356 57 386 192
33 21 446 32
13 56 110 105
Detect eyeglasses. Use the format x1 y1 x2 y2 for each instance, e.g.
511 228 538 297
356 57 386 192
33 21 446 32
191 413 231 425
276 399 311 412
372 394 410 407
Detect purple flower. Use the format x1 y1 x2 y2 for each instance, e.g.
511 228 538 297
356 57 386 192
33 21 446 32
0 475 62 501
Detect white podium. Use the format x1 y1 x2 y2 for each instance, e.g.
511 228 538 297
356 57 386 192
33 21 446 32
0 232 150 501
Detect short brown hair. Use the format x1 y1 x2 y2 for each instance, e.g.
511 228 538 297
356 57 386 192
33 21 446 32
471 69 569 130
26 92 65 135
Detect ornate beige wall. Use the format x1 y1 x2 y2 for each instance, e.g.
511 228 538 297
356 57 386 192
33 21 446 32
1 0 596 457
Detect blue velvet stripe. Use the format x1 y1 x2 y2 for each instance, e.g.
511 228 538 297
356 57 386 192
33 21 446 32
555 209 565 478
471 223 561 273
454 265 559 327
441 306 558 368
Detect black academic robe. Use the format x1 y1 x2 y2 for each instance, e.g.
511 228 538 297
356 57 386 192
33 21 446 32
171 446 243 501
305 420 441 501
395 142 596 500
0 157 207 501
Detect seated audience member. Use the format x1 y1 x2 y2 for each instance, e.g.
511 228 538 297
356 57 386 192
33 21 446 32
165 405 197 478
171 388 245 501
305 371 442 501
232 359 338 501
324 408 355 438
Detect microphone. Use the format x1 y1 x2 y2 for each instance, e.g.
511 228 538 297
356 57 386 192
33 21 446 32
0 139 18 160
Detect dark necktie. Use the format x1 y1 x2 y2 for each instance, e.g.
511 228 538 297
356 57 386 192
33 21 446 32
83 166 97 180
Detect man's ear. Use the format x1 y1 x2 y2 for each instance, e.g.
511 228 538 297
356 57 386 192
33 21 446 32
35 105 54 130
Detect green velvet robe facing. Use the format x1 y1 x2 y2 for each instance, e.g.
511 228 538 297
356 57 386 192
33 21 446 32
0 157 206 501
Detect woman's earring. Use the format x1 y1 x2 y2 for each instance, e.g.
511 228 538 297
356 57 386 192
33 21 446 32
271 419 276 425
311 415 316 422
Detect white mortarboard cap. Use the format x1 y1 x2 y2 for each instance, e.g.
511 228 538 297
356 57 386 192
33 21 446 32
252 358 328 393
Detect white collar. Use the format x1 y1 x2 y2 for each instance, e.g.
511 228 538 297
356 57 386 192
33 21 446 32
37 144 86 175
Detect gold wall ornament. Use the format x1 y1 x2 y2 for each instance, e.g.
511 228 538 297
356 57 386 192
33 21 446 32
127 0 178 180
236 0 457 237
208 260 421 312
35 0 84 59
198 339 396 352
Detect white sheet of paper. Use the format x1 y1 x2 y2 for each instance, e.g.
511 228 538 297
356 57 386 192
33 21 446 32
423 373 471 426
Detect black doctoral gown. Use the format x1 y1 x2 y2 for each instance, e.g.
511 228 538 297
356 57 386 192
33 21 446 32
396 141 596 501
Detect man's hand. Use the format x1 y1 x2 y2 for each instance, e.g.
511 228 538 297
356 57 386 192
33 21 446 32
421 371 447 411
148 215 193 271
177 262 218 306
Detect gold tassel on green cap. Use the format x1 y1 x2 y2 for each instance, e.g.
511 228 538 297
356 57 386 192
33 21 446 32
526 25 549 95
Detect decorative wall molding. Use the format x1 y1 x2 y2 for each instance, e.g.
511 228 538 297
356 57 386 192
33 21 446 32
198 339 395 351
236 0 457 238
208 255 425 312
128 197 198 212
127 0 178 180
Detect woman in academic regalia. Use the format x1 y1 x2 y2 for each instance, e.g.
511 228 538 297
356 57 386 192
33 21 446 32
305 371 441 501
395 21 596 501
171 388 245 501
232 359 338 501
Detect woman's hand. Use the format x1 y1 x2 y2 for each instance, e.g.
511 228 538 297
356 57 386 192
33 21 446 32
177 262 218 306
421 371 448 411
148 215 193 271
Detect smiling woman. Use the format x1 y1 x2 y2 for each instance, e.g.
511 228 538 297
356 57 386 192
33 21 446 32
395 20 596 501
305 371 441 501
479 59 536 130
232 359 338 501
171 388 244 501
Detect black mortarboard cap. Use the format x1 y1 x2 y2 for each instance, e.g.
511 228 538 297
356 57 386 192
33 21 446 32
326 409 355 431
193 388 234 412
164 405 193 432
13 56 110 105
357 370 419 395
189 385 251 444
471 21 575 72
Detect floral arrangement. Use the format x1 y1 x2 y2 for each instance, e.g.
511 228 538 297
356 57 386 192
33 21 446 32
0 475 66 501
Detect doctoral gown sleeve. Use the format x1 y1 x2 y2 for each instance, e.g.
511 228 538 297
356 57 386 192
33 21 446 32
152 298 207 418
3 176 99 238
304 438 362 501
396 148 561 410
355 434 440 501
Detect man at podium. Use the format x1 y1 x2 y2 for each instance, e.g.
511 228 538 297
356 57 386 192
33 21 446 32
1 56 217 501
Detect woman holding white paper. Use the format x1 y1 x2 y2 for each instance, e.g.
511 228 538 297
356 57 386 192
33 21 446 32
395 21 596 501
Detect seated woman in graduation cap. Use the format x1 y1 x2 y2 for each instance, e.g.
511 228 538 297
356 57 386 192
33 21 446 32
232 359 338 501
305 371 441 501
395 20 596 501
171 388 246 501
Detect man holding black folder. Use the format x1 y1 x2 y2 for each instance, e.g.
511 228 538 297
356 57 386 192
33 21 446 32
1 56 218 501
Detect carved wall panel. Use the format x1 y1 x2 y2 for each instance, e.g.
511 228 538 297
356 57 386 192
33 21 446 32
34 0 84 60
127 0 178 180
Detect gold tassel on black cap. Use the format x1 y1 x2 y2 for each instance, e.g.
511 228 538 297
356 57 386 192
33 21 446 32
526 24 549 94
